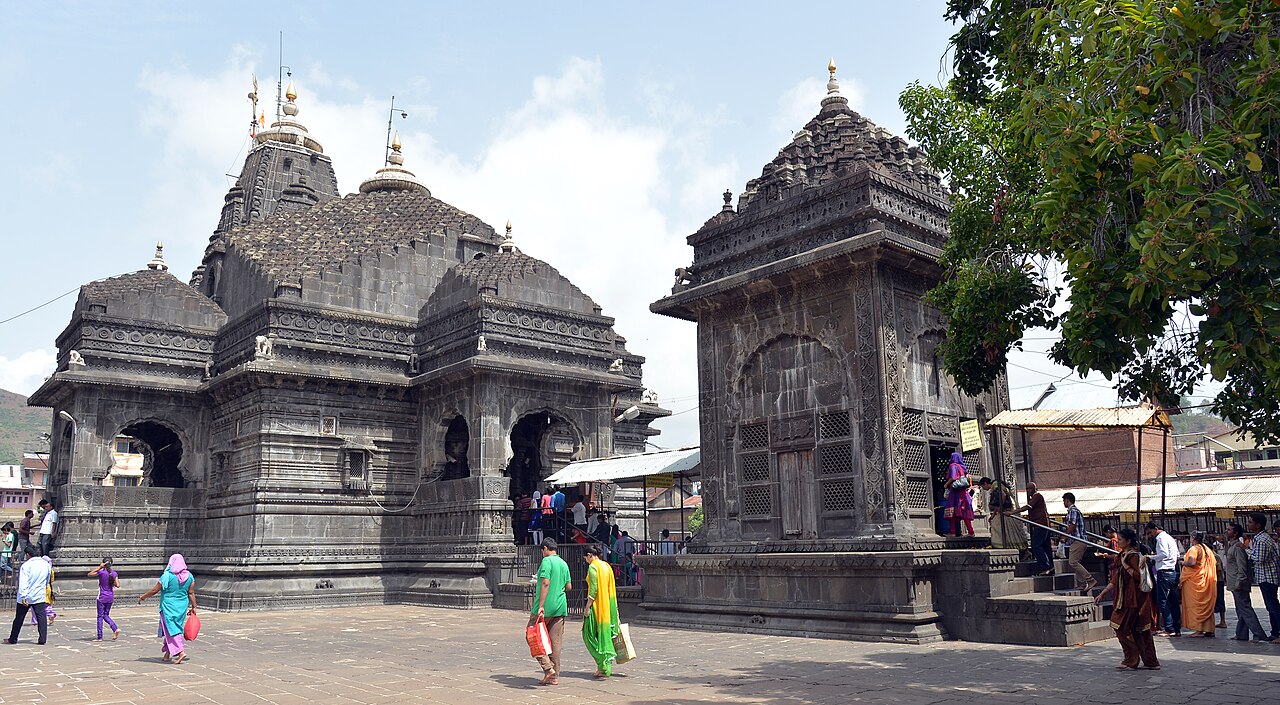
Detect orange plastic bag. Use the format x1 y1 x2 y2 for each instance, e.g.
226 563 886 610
526 619 550 658
183 612 201 641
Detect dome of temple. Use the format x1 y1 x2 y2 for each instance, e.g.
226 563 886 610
225 189 496 289
423 224 601 318
730 61 945 216
254 79 325 153
77 261 226 326
359 132 430 196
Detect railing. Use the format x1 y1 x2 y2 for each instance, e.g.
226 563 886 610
1049 518 1112 546
1001 513 1119 555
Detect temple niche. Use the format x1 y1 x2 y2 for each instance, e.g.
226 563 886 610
644 63 1045 644
29 80 666 610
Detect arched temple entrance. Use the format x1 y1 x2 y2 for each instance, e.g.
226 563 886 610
505 412 579 499
119 420 185 488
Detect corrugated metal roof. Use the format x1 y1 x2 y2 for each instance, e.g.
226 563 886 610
1020 474 1280 514
545 447 700 486
989 406 1171 430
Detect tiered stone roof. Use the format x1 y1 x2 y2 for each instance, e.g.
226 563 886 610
78 268 225 320
427 246 601 318
226 189 496 287
734 65 946 214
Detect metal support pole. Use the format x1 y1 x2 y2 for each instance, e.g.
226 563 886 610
679 472 686 543
643 474 650 549
1160 426 1169 521
1020 429 1033 486
1135 425 1144 530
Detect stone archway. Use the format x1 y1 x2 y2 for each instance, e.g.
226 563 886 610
117 419 186 488
441 415 470 481
505 410 581 499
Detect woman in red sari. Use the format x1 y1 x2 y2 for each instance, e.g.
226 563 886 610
1094 528 1159 670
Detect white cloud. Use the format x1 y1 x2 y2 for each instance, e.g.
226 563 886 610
772 74 865 137
134 53 742 448
0 349 56 396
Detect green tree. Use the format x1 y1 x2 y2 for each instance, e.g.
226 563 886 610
687 505 704 535
901 0 1280 443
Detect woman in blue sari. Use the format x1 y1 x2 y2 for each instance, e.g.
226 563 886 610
138 553 197 664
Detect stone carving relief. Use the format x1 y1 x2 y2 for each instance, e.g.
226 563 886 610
254 334 275 360
852 264 885 520
68 350 86 368
880 272 909 520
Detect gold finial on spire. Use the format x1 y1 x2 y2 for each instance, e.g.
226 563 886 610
391 131 401 151
828 58 837 77
285 79 297 101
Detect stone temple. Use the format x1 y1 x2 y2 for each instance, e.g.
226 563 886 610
642 64 1092 645
29 81 666 608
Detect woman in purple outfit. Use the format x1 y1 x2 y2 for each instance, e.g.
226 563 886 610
88 557 120 640
943 452 976 537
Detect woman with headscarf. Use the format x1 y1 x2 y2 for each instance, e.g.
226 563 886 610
1095 528 1160 669
943 452 975 537
581 544 621 678
138 554 197 664
1180 531 1217 637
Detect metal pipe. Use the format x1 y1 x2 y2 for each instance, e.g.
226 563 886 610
1161 426 1169 520
1001 513 1119 554
1136 425 1144 529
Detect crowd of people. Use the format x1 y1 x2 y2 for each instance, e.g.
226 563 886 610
3 511 199 666
512 487 685 587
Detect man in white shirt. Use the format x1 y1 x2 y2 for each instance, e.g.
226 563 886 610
4 546 51 645
1146 521 1182 637
36 499 57 558
571 498 588 533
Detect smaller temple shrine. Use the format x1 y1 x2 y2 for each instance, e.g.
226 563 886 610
642 63 1095 646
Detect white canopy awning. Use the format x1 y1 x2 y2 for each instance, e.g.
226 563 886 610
545 447 699 486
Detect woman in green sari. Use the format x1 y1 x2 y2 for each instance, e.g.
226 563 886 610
581 544 620 678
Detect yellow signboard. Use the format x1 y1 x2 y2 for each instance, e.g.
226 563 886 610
1120 512 1136 523
646 473 674 489
960 420 983 452
1215 508 1235 519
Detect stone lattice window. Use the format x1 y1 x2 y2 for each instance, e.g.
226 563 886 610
343 450 369 491
903 410 925 438
904 441 928 475
906 477 932 510
740 485 773 517
740 453 770 483
821 478 858 513
818 411 852 441
739 423 769 450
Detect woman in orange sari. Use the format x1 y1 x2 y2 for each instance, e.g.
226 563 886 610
1094 528 1159 670
1180 531 1217 637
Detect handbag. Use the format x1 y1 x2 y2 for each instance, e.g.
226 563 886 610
611 623 636 664
950 475 971 491
1139 556 1154 593
183 611 202 641
525 618 551 658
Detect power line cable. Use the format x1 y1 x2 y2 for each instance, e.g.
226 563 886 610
0 287 81 327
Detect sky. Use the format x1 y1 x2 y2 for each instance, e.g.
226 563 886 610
0 1 1131 448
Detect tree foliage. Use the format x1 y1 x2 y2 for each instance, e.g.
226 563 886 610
687 505 704 535
901 0 1280 443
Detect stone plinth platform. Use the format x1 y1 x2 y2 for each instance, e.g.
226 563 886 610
637 548 1098 646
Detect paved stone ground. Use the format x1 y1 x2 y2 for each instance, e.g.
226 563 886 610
0 604 1276 705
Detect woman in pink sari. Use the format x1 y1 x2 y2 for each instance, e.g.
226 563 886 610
944 452 975 537
138 554 197 664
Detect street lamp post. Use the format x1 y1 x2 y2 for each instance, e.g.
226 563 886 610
57 410 77 484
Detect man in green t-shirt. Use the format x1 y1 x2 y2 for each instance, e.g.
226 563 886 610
529 537 571 685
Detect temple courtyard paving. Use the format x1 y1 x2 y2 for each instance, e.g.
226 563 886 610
0 604 1276 705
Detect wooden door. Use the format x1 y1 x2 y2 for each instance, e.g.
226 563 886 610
777 450 817 539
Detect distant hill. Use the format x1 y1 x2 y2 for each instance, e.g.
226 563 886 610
1170 411 1234 440
0 388 49 464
